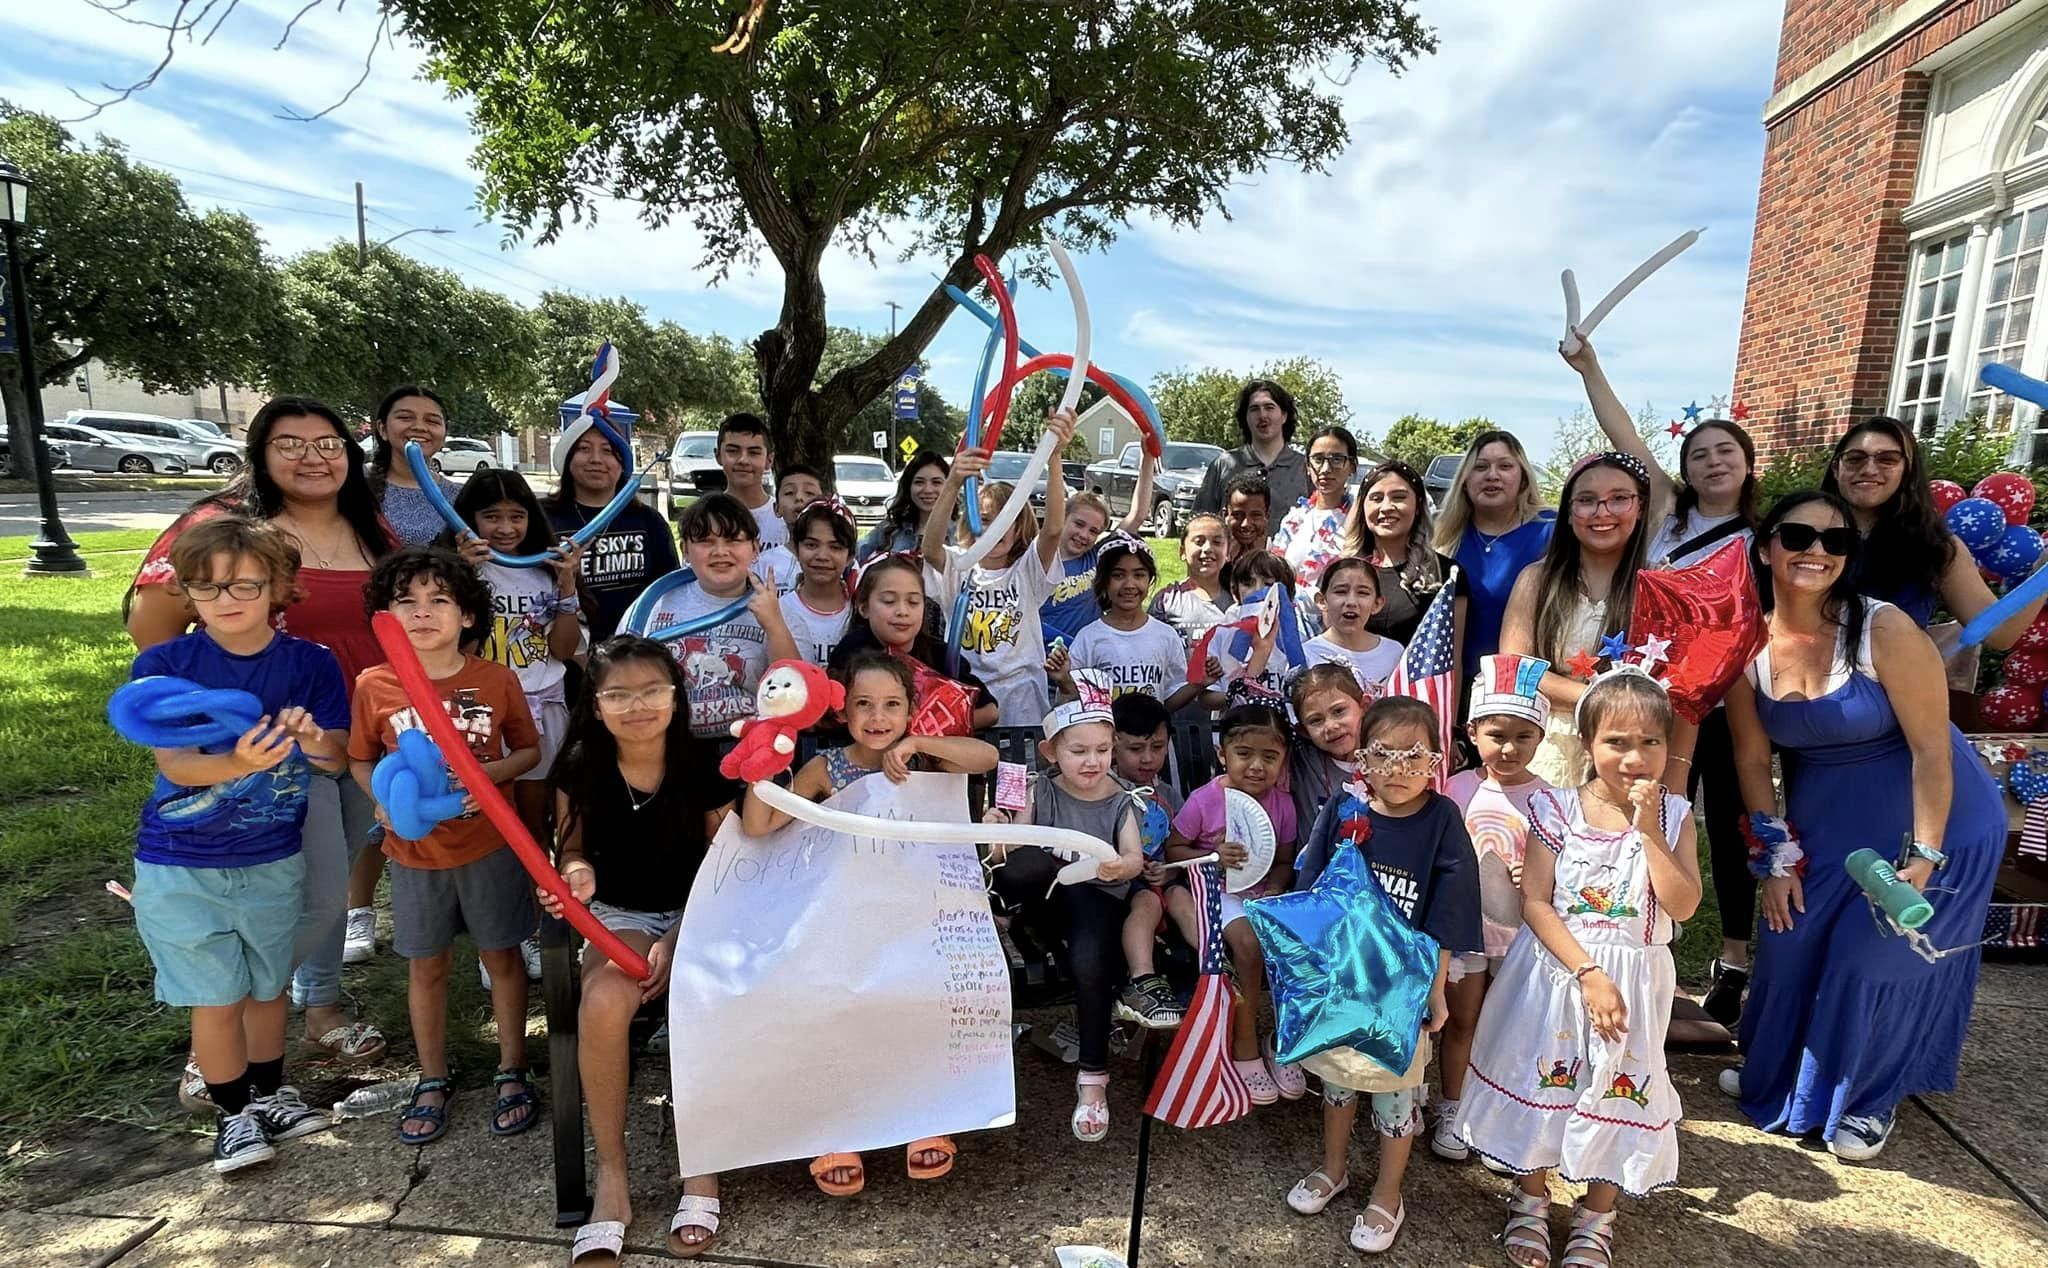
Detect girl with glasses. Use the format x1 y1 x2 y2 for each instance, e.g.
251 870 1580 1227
1270 424 1359 590
1718 491 2003 1166
1820 417 2044 646
1499 453 1652 787
544 635 739 1260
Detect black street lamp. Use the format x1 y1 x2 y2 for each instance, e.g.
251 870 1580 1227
0 157 86 575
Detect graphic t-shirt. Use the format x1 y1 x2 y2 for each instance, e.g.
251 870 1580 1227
1297 790 1481 955
1173 779 1299 898
643 581 770 738
1446 768 1554 957
1068 616 1189 702
745 495 788 550
755 544 800 596
780 590 853 666
348 656 540 869
1304 633 1405 696
479 562 567 699
132 632 350 868
1041 544 1105 648
547 500 679 641
931 549 1057 727
1149 579 1230 646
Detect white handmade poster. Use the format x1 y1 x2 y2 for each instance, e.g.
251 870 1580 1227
668 771 1015 1176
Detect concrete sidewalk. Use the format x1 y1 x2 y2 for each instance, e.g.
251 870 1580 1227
9 965 2046 1267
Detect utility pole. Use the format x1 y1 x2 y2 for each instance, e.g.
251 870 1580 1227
885 301 902 463
355 181 369 269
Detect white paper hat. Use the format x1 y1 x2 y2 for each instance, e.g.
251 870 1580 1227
1468 653 1551 728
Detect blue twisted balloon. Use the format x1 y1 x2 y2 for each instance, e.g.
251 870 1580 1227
944 283 1163 436
370 728 468 841
108 676 265 749
618 565 753 644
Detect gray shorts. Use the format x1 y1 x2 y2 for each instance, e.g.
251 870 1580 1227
390 847 538 958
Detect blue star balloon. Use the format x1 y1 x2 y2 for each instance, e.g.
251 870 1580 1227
1683 400 1703 421
1246 841 1439 1071
1597 631 1634 663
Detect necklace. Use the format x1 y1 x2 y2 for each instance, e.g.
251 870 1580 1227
620 761 663 810
1474 527 1508 554
277 515 350 569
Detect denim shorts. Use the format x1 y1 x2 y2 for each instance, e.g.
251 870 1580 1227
579 902 683 969
390 847 538 958
133 854 307 1007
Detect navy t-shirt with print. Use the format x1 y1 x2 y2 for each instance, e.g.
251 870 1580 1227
1297 790 1481 955
132 631 350 868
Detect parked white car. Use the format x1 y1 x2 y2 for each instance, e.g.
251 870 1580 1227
436 436 496 475
668 430 725 495
67 411 239 474
41 421 193 474
833 455 897 520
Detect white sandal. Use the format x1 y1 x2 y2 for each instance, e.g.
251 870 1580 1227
1285 1168 1348 1215
1349 1202 1405 1253
1073 1071 1110 1143
668 1193 721 1259
569 1219 626 1266
1502 1190 1551 1268
1561 1206 1617 1268
306 1021 387 1063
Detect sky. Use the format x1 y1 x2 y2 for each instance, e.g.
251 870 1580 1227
0 1 1784 462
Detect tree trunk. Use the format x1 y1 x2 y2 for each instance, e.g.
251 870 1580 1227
0 361 40 484
752 233 839 486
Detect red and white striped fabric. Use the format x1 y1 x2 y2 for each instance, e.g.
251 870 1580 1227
1144 862 1252 1129
1381 567 1460 792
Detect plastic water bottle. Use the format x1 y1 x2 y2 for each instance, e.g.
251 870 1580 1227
331 1078 414 1121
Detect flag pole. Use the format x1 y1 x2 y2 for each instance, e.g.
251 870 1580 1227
1126 1038 1164 1266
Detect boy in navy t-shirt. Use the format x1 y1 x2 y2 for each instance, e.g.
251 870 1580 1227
127 517 351 1173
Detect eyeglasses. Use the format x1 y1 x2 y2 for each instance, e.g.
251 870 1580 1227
182 579 269 601
595 684 677 711
1306 453 1353 470
269 435 347 460
1837 450 1904 472
1771 522 1856 557
1569 492 1641 518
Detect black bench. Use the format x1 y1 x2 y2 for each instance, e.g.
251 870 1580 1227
540 716 1218 1226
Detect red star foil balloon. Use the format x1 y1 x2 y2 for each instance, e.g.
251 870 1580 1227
1626 538 1765 724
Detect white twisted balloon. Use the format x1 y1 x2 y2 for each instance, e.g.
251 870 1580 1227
951 240 1092 573
1559 229 1702 355
746 778 1116 886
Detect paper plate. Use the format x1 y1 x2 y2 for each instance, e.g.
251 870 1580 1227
1478 851 1525 928
1221 788 1277 893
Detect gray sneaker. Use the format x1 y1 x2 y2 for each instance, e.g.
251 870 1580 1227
342 907 377 964
249 1086 328 1144
1829 1112 1895 1162
213 1108 277 1173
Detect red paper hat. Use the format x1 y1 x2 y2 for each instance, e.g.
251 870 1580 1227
1624 538 1765 724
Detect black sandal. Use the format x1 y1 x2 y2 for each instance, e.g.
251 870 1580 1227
491 1067 538 1136
398 1077 454 1145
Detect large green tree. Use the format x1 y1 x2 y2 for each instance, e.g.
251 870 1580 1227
1150 356 1354 449
265 243 538 427
1373 413 1493 471
396 0 1434 472
513 291 757 445
0 106 275 481
812 326 963 463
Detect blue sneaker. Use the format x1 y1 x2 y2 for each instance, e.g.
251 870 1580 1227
1830 1112 1895 1162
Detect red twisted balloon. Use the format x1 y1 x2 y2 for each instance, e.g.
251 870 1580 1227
369 612 652 980
980 353 1162 460
969 253 1022 454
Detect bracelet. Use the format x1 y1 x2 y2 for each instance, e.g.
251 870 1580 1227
1571 961 1599 981
1667 756 1692 767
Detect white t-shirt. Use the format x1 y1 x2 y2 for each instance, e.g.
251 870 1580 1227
478 562 569 700
755 544 799 595
779 590 852 666
1216 598 1302 698
1304 632 1404 696
1646 510 1751 571
1069 616 1190 702
644 581 768 738
931 548 1057 727
744 496 788 550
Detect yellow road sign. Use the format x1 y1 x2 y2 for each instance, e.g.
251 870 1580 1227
898 435 919 458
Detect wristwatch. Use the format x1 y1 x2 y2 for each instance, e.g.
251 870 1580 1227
1902 839 1948 871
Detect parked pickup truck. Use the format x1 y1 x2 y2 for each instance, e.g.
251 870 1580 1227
1084 441 1224 537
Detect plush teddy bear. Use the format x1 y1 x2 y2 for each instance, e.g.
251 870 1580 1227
719 659 845 783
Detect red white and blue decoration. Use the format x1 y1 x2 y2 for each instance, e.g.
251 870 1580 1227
1144 862 1253 1129
1380 568 1460 791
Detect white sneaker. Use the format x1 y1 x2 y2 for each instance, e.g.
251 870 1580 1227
342 907 377 964
521 937 543 982
479 957 494 991
1430 1111 1470 1161
1829 1112 1895 1162
1717 1067 1743 1099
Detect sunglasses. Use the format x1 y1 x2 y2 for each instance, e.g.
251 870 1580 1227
1772 522 1856 556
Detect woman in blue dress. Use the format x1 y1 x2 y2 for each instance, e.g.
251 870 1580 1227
1721 490 2003 1161
1821 416 2041 645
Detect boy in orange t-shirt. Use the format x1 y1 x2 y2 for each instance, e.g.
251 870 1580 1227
349 547 540 1146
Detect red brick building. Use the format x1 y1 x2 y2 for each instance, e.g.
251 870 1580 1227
1735 0 2048 462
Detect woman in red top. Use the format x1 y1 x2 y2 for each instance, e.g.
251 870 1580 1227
129 397 396 1089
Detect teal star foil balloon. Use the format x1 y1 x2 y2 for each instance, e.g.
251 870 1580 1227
1247 839 1439 1071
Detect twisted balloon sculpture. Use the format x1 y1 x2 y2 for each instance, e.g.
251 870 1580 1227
370 611 651 978
617 564 753 644
1959 361 2048 649
1559 230 1703 356
410 341 655 568
108 676 264 749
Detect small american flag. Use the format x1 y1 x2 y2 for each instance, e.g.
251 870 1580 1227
2021 800 2048 861
1381 567 1460 792
1984 903 2043 949
1144 862 1253 1129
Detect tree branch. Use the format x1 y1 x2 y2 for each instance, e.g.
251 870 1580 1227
40 344 94 389
64 0 213 122
279 13 388 121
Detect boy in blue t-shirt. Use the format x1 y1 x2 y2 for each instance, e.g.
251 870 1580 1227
128 517 350 1173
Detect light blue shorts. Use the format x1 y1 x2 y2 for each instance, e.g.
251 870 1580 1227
133 854 307 1008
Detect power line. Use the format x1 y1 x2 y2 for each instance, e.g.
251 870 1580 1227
136 155 360 208
363 209 576 291
185 188 355 220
